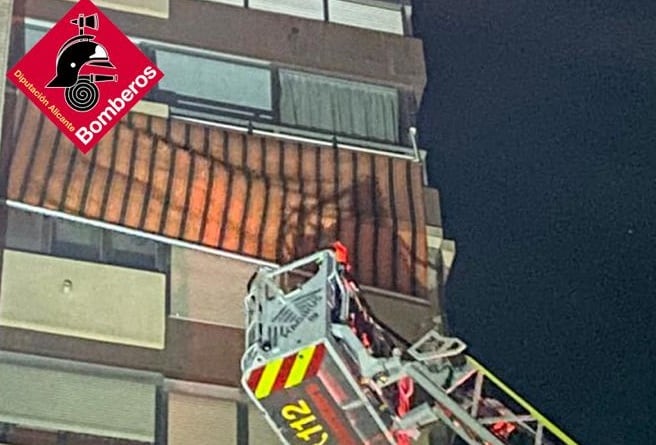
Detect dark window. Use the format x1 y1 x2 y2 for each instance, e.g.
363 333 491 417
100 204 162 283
51 219 102 262
6 208 168 273
5 208 47 253
398 89 418 146
105 231 160 270
49 218 167 272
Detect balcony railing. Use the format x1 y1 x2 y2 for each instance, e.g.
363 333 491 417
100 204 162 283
204 0 413 36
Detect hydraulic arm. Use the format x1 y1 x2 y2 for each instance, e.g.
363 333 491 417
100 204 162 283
240 248 577 445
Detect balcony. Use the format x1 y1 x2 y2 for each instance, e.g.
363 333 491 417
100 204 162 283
201 0 412 36
56 0 412 34
24 18 420 156
21 1 427 106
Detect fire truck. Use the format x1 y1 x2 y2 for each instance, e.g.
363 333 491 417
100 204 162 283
240 245 578 445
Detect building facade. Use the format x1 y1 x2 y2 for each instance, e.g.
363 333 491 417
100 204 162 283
0 1 455 444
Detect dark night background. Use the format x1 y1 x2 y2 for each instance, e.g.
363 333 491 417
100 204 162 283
414 2 655 444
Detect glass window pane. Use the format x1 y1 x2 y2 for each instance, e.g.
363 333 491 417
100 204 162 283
5 209 45 253
51 220 101 262
25 25 48 52
155 50 272 110
110 232 156 254
249 0 324 20
106 232 158 270
328 0 404 35
54 220 98 244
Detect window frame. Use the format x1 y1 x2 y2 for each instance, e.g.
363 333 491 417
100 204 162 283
50 217 104 262
104 230 166 271
48 217 169 273
142 42 276 122
131 30 411 147
4 207 169 274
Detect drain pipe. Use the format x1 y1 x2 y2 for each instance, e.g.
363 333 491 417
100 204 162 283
409 127 430 184
409 127 420 162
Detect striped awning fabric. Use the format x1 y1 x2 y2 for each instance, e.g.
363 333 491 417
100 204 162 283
7 96 429 297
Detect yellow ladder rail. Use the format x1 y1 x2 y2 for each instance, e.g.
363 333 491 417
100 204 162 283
466 355 579 445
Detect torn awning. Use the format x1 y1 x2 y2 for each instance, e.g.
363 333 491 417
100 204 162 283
7 96 430 298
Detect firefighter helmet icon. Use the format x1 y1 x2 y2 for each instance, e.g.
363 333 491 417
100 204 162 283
46 13 117 112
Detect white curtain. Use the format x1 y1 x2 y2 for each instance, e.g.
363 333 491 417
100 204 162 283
279 70 400 143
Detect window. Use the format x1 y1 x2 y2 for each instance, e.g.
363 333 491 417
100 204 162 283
5 209 46 253
49 218 167 271
249 0 324 20
5 208 168 273
52 219 102 262
23 21 407 147
279 69 400 143
142 43 403 145
106 232 160 270
24 25 46 52
328 0 405 35
150 47 273 120
51 218 168 272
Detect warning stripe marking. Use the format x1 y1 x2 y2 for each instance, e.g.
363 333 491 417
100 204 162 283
246 366 264 392
247 343 327 400
304 343 326 379
254 356 284 399
272 354 297 392
284 344 318 389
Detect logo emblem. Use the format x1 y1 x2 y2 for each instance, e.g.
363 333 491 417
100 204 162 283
46 12 117 112
7 0 164 154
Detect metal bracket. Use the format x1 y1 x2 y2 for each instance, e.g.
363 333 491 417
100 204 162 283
407 329 467 362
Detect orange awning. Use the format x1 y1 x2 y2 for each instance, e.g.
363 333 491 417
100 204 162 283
8 96 429 297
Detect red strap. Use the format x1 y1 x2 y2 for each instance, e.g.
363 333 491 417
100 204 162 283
394 431 412 445
394 377 414 444
397 377 414 415
361 332 371 348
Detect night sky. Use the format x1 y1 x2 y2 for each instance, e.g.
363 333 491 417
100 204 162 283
414 2 655 444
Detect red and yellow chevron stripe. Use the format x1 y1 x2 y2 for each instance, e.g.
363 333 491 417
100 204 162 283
246 343 327 400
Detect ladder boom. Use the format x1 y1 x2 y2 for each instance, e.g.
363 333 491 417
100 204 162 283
240 248 577 445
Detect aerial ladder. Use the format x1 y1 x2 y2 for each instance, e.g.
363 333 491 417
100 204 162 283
241 245 578 445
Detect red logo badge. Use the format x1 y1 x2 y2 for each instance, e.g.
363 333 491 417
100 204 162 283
7 0 164 154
